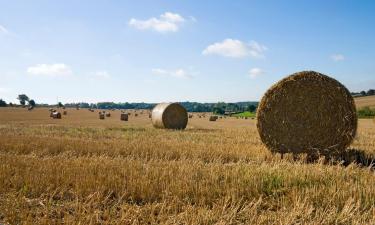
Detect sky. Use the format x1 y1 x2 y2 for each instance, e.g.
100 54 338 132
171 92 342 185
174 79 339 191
0 0 375 104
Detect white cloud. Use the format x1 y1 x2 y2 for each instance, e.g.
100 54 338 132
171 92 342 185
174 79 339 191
202 39 267 58
27 63 72 77
129 12 186 33
0 25 9 35
248 68 265 78
331 54 345 62
152 68 193 79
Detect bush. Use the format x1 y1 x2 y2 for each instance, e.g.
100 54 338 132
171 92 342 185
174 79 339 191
357 107 375 118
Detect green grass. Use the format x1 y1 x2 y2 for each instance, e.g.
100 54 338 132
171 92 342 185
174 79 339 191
357 107 375 119
231 111 256 118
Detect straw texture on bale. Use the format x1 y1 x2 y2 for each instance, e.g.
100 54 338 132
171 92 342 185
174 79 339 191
257 71 357 155
120 113 128 121
152 103 188 129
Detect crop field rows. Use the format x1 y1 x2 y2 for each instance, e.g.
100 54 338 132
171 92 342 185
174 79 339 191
0 107 375 224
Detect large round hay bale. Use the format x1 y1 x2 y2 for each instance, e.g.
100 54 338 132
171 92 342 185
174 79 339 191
152 103 188 129
257 71 357 155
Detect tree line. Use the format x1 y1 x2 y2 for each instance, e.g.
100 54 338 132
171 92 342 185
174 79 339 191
0 94 258 114
351 89 375 97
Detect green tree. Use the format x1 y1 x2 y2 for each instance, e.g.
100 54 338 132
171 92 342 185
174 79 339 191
29 99 36 107
247 105 257 112
58 102 64 108
17 94 29 106
0 99 6 107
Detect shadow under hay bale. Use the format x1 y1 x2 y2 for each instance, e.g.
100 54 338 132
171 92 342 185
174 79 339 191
257 71 357 157
152 103 188 130
278 149 375 169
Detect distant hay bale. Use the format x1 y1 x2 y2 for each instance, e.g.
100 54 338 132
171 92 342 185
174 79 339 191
209 115 218 121
52 112 61 119
120 113 128 121
152 103 188 129
257 71 357 156
106 112 111 117
63 111 67 115
189 114 193 118
99 114 105 120
28 106 34 111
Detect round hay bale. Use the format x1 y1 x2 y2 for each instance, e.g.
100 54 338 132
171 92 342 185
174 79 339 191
152 103 188 129
63 111 67 115
52 112 61 119
209 115 218 121
120 113 128 121
257 71 357 155
99 114 105 120
106 112 111 117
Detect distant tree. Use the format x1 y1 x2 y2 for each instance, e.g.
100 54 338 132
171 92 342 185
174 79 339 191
360 91 367 96
0 99 6 107
17 94 29 106
58 102 64 108
29 99 36 107
9 102 13 107
247 105 257 112
213 107 225 115
367 89 375 96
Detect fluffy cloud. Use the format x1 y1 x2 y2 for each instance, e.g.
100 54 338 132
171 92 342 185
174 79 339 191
129 12 185 33
0 25 9 35
152 68 193 79
248 68 265 78
27 63 72 77
202 39 267 58
331 54 345 62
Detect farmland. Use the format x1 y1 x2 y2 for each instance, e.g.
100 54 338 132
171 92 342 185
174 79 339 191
0 107 375 224
354 95 375 109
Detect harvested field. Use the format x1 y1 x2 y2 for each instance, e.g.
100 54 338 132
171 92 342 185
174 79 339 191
0 107 375 224
355 95 375 109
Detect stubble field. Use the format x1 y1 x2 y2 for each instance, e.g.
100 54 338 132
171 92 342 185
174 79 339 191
0 107 375 224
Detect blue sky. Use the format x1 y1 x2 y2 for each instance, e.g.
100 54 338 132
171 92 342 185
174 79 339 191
0 0 374 104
